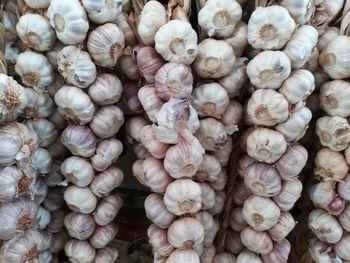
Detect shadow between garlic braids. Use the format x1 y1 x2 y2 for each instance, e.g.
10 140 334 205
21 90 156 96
1 0 349 262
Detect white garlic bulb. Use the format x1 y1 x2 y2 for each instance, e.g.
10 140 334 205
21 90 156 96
82 0 122 24
237 250 263 263
268 212 296 242
319 36 350 79
126 117 149 143
338 174 350 201
193 83 229 119
195 154 222 182
208 190 226 216
193 38 235 78
280 0 314 25
57 45 96 88
334 234 350 260
166 249 200 263
320 80 350 117
200 245 216 263
138 1 167 46
273 179 303 211
137 47 165 84
148 224 174 257
195 118 228 151
247 6 296 50
54 85 95 125
244 163 282 197
261 239 291 263
60 156 94 187
155 20 198 65
91 139 123 172
144 193 176 229
119 49 141 81
93 194 123 226
246 50 291 89
24 0 50 9
15 51 54 91
229 207 247 232
47 0 89 45
240 226 273 254
224 229 243 254
138 85 164 122
64 185 97 214
195 211 219 247
89 223 118 249
64 212 96 240
246 89 289 126
90 167 124 197
88 74 122 106
25 118 57 147
87 23 125 68
213 252 236 263
46 42 66 70
167 217 204 249
16 14 56 51
164 179 202 215
308 209 343 243
93 247 119 263
246 128 287 163
140 125 169 159
198 0 242 38
32 148 52 174
316 116 350 151
64 240 96 263
314 148 349 181
199 183 216 210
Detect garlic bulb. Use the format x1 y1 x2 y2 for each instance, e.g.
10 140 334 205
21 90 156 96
61 125 97 157
244 163 282 197
338 174 350 201
199 183 216 210
138 85 163 122
119 50 141 81
229 207 247 232
213 252 236 263
167 217 204 249
236 250 263 263
246 89 289 126
241 226 273 254
195 211 219 247
261 239 291 263
195 154 222 182
164 179 202 215
155 63 193 100
55 85 95 125
43 187 65 211
24 0 50 9
89 223 118 249
87 23 125 68
246 128 287 163
88 74 122 106
316 116 350 151
319 36 350 79
200 245 216 263
57 45 96 88
280 0 314 25
208 190 226 216
140 125 169 159
138 1 167 46
339 205 350 231
64 185 97 214
247 6 296 50
198 0 242 38
148 224 174 257
320 80 350 117
91 139 123 172
0 198 38 240
193 38 235 78
25 91 55 119
16 14 56 51
166 249 200 263
60 156 94 187
82 0 122 24
47 210 66 233
279 69 315 104
334 234 350 260
32 148 53 174
164 130 204 178
93 247 119 263
122 83 143 114
193 83 229 119
214 135 233 166
195 118 228 151
275 106 312 142
133 158 172 193
221 100 243 134
136 47 165 84
90 105 124 139
64 240 96 263
90 167 124 197
268 212 296 242
144 193 176 229
64 212 96 240
93 194 123 226
126 117 149 143
246 50 291 89
225 230 243 254
283 25 318 69
314 148 349 181
225 22 248 57
273 179 303 211
155 20 198 65
47 0 89 45
25 119 57 147
275 145 308 181
46 42 66 70
15 50 54 91
308 209 343 243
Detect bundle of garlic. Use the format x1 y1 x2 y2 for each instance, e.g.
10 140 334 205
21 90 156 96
225 2 318 262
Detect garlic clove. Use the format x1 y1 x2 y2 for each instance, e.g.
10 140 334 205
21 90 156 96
137 85 164 122
195 118 228 152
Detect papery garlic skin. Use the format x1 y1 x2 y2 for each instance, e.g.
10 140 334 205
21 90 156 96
246 50 291 89
198 0 242 38
57 46 96 88
247 6 296 50
241 226 273 254
15 51 54 91
47 0 89 45
87 23 125 68
82 0 122 24
64 186 97 214
93 194 123 226
89 223 118 249
91 139 123 172
90 167 124 197
167 217 204 249
88 74 122 106
268 212 296 242
164 179 202 215
64 212 96 240
166 249 200 263
60 156 94 187
155 20 198 65
16 14 56 51
148 224 174 257
193 39 235 78
90 106 124 139
55 85 95 125
64 240 96 263
320 80 350 117
273 179 303 211
138 1 167 46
